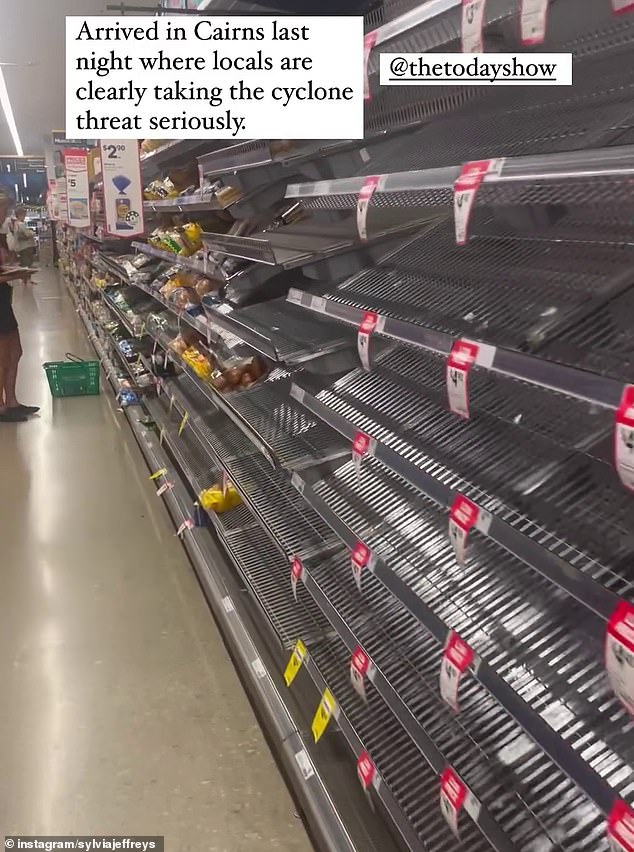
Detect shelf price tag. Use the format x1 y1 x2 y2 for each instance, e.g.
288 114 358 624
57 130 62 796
440 630 475 712
156 481 174 497
176 518 194 537
356 176 381 242
364 30 378 100
520 0 549 45
448 494 491 564
159 425 166 446
612 0 634 13
351 541 376 593
312 689 337 743
284 639 308 687
615 386 634 491
221 469 230 497
357 751 381 792
352 430 377 476
350 645 375 700
357 310 385 370
440 767 467 837
605 602 634 716
608 801 634 851
149 467 167 481
461 0 487 53
290 556 305 602
454 159 503 245
447 340 479 418
178 411 189 436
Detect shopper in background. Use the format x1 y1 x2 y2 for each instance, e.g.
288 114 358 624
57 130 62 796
10 206 37 267
0 192 38 423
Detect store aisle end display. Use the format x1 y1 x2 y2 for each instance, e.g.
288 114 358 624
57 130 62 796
58 3 634 852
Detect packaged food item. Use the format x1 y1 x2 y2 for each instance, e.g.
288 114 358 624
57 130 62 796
144 177 179 201
168 335 188 356
199 483 242 513
141 139 163 154
170 287 201 310
182 347 214 381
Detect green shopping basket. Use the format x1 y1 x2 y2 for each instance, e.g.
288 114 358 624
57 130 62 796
43 353 100 398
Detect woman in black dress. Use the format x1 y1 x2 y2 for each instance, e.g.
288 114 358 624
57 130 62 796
0 190 38 422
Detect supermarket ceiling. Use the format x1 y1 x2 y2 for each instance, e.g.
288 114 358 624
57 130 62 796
0 0 370 157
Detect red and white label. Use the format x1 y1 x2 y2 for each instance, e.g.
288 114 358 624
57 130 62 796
606 602 634 716
357 177 381 241
350 645 375 700
440 631 475 712
363 31 378 100
176 518 194 537
608 801 634 851
440 768 467 837
357 751 380 792
454 159 502 245
615 386 634 491
612 0 634 14
290 556 305 603
221 469 230 497
447 340 478 418
461 0 486 53
352 430 377 476
357 310 385 370
448 494 483 564
520 0 549 44
156 481 174 497
351 541 376 592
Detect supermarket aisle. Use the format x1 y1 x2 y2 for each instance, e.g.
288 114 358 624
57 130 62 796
0 269 312 852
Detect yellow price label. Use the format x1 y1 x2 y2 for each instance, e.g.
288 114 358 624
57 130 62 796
178 411 189 436
312 689 336 743
284 640 308 688
149 468 167 480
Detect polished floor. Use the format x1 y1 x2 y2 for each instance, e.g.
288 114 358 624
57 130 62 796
0 269 312 851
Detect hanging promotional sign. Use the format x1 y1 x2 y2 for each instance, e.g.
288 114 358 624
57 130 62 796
57 177 69 222
64 148 91 228
100 140 145 237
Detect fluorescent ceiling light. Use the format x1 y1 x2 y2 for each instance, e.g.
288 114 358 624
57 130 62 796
0 68 23 157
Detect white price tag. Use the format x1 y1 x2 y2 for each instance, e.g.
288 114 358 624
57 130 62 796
290 556 305 602
447 340 478 418
357 177 381 241
350 541 376 593
440 630 475 712
612 0 634 13
295 749 315 781
461 0 487 53
350 646 375 701
352 430 377 476
156 481 174 497
520 0 549 45
608 801 634 851
615 386 634 491
440 768 467 837
251 657 267 679
448 494 480 565
454 159 503 245
363 30 378 100
356 311 385 372
606 602 634 716
222 596 235 613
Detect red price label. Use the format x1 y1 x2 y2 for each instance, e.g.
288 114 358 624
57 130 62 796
608 800 634 851
448 494 479 564
290 556 305 602
615 386 634 491
357 751 379 790
363 31 378 101
357 177 380 241
605 601 634 716
447 340 479 418
352 430 377 476
440 631 475 712
357 309 384 369
351 541 375 592
350 645 374 700
440 767 467 837
454 159 502 245
613 0 634 13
